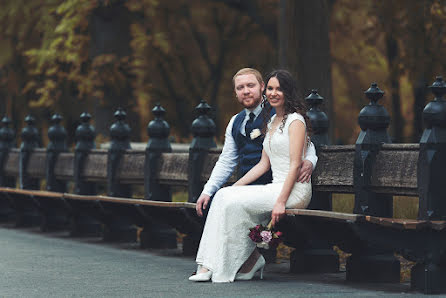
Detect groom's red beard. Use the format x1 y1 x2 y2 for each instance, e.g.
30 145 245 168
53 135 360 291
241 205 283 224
238 93 262 109
241 98 261 109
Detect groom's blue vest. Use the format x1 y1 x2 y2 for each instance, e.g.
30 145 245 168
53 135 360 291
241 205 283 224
231 107 274 185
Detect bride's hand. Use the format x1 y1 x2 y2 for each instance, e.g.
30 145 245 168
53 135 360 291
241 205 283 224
271 201 286 227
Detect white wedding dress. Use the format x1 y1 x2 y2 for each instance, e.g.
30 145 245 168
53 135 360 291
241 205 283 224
195 112 312 282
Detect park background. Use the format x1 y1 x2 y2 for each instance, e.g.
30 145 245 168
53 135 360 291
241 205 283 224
1 0 445 146
1 0 445 281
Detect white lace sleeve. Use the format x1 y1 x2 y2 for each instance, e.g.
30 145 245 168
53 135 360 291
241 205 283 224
286 112 306 127
286 112 311 159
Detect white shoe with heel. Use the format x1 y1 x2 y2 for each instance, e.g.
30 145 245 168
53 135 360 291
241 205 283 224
189 268 212 282
235 255 266 280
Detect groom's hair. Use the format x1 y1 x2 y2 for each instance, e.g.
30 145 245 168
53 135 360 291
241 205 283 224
232 68 264 87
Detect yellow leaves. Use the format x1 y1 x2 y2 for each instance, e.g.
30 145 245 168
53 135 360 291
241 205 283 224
22 81 37 94
126 0 158 16
92 90 105 100
126 0 145 12
29 96 55 108
56 0 89 16
91 54 116 67
54 22 70 34
30 79 57 108
130 23 152 51
0 0 207 137
42 79 56 91
153 32 169 53
431 2 446 17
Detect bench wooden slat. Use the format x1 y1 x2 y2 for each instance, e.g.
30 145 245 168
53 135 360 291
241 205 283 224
63 193 196 209
430 221 446 231
365 216 427 230
3 186 446 233
117 151 145 184
157 153 189 185
3 150 19 177
54 153 74 179
82 150 108 181
286 209 364 222
372 149 418 195
365 216 446 230
312 146 355 192
26 149 47 179
0 187 64 198
0 145 421 197
0 187 196 209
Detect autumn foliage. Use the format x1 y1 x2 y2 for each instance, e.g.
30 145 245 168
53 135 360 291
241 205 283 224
1 0 446 145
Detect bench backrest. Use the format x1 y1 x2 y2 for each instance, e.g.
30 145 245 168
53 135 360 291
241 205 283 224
1 78 446 220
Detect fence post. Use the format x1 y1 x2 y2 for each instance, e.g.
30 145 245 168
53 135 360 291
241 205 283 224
188 100 217 203
40 113 69 231
417 76 446 220
306 90 331 212
102 108 137 242
289 90 339 273
46 114 67 192
15 115 41 226
140 103 177 249
0 116 16 221
347 83 400 282
306 89 329 146
70 112 101 236
353 83 392 216
412 76 446 293
184 99 216 255
19 115 40 189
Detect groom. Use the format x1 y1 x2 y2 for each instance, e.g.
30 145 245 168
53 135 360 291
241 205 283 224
196 68 317 216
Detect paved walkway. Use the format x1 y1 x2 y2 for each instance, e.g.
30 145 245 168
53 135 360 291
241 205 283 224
0 225 430 297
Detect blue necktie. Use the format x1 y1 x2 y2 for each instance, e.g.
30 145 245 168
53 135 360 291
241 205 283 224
245 112 256 137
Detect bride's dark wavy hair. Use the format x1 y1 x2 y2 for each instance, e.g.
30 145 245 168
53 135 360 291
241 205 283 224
261 69 312 138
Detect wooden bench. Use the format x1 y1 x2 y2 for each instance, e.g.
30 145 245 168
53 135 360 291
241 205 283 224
0 147 206 250
2 81 446 294
1 143 445 294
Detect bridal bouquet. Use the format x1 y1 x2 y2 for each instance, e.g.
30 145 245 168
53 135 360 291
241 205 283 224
248 222 283 250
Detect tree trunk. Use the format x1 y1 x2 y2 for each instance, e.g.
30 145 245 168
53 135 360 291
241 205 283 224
385 33 404 143
407 0 432 142
89 3 141 141
279 0 334 142
0 97 5 117
412 77 428 142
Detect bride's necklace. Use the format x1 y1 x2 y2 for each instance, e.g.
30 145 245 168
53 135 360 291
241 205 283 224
273 116 283 123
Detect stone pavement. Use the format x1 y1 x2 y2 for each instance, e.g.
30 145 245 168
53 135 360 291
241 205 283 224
0 225 431 297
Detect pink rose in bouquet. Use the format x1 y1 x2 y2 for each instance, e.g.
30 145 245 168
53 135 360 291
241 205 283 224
248 221 283 250
260 230 272 243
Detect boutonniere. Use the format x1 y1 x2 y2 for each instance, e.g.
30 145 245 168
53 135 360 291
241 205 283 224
250 128 262 140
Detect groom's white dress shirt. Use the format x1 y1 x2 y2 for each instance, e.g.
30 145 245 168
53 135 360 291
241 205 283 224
201 104 318 197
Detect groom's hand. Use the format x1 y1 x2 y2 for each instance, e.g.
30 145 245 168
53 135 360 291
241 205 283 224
196 194 211 217
297 160 313 183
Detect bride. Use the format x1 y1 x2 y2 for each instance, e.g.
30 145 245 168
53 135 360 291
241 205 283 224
189 69 312 283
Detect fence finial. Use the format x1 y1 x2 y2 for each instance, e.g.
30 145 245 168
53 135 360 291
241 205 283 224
306 89 329 146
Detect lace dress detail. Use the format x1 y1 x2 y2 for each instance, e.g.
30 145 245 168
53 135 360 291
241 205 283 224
195 112 312 282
